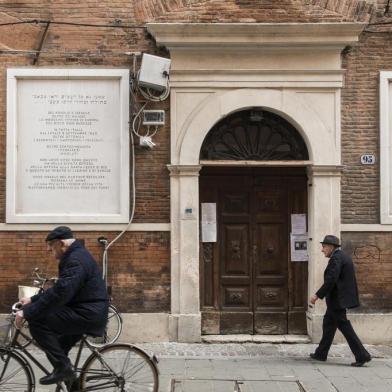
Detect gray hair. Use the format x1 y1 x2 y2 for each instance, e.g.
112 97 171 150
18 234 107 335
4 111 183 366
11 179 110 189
61 238 76 247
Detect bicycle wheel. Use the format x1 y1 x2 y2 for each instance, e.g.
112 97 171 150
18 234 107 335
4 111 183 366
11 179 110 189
80 344 158 392
87 304 122 347
0 348 34 391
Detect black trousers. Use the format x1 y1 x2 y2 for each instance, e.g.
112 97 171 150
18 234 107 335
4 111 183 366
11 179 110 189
28 306 95 370
315 307 370 361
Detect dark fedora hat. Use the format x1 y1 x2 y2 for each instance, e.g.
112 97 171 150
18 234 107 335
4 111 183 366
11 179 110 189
46 226 74 242
320 235 341 247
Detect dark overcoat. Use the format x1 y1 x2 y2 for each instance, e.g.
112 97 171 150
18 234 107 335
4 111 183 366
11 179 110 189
316 249 360 310
24 240 108 335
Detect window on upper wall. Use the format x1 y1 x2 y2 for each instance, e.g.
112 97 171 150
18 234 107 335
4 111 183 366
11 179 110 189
380 71 392 223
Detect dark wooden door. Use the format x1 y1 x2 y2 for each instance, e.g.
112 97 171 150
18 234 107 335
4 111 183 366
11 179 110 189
200 167 308 335
252 178 288 334
219 178 253 333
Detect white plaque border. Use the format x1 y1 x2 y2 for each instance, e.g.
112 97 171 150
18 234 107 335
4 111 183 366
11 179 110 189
6 68 130 223
380 71 392 224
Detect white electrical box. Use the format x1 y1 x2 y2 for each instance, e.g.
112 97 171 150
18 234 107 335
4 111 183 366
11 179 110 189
138 54 171 92
143 110 165 126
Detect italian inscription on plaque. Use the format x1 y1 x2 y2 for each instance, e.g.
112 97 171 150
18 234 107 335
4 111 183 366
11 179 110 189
7 69 129 223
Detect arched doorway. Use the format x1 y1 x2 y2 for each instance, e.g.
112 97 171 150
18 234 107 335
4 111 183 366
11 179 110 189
199 109 309 334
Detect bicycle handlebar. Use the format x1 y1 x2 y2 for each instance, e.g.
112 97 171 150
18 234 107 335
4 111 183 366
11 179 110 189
12 302 23 314
31 268 57 287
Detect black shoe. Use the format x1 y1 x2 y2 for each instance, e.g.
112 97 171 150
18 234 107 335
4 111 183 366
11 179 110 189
310 353 327 362
40 365 75 385
351 356 372 367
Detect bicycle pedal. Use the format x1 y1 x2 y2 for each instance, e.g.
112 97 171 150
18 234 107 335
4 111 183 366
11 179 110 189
152 354 159 364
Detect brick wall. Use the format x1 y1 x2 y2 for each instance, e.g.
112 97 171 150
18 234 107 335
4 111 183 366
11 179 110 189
342 232 392 311
0 0 391 314
134 0 374 23
0 2 172 313
341 14 392 222
0 231 170 313
0 9 170 223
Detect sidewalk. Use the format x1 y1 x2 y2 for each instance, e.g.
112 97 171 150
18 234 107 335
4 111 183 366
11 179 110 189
29 342 392 391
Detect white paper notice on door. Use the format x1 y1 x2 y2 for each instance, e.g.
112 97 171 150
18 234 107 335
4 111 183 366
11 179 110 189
290 233 308 262
291 213 307 234
201 203 217 242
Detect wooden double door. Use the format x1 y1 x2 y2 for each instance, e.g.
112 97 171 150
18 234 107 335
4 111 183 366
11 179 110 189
200 167 308 335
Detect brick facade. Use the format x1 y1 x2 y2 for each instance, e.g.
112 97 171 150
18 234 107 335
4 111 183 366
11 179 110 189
0 231 170 313
0 0 391 315
341 29 392 223
342 232 392 311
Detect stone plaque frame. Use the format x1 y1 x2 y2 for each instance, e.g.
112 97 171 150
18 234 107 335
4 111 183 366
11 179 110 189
6 68 130 223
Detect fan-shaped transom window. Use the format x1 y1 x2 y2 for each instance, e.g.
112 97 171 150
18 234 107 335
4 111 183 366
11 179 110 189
200 109 309 161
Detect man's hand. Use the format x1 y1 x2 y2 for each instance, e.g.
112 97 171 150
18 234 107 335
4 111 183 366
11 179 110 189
310 294 319 304
19 297 31 306
15 310 24 329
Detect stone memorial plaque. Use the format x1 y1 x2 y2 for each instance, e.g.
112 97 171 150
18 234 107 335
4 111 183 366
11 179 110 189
7 69 130 223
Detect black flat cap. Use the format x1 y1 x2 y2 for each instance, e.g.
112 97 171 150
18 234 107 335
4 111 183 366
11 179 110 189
46 226 74 241
320 235 341 247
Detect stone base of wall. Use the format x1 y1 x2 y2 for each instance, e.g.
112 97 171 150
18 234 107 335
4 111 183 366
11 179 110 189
307 312 392 345
2 312 391 344
118 313 171 342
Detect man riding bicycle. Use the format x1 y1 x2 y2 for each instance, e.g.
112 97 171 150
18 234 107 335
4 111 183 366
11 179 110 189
15 226 109 385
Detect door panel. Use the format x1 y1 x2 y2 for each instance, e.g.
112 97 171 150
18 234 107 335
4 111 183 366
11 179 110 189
253 223 288 333
254 312 287 334
220 312 253 334
200 167 307 335
255 224 285 275
223 286 250 307
219 186 252 332
222 224 249 276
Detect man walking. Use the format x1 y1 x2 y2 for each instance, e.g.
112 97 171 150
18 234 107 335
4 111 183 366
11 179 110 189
310 235 371 367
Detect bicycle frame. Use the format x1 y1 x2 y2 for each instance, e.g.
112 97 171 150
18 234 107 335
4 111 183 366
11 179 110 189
5 326 124 391
5 327 52 377
11 327 97 370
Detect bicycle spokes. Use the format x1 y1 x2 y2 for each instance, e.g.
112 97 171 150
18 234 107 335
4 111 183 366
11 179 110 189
0 351 33 391
80 345 158 392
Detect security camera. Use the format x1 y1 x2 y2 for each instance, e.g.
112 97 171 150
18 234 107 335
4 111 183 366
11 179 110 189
139 136 156 149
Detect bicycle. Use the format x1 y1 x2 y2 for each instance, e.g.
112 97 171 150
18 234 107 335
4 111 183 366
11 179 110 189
10 268 123 348
0 303 159 391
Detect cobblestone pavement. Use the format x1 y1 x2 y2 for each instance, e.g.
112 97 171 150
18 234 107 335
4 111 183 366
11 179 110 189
24 342 392 391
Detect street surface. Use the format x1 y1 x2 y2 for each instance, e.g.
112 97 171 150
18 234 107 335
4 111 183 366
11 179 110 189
28 342 392 391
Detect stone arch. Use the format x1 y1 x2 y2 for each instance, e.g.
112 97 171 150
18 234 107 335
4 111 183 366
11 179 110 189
199 108 309 161
177 88 339 166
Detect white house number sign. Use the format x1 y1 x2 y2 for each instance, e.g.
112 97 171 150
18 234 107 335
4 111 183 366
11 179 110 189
360 154 375 165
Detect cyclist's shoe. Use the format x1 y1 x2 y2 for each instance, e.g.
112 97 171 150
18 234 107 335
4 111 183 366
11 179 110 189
40 365 75 385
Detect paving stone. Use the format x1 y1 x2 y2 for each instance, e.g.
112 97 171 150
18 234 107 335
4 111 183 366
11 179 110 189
240 380 302 392
14 342 392 392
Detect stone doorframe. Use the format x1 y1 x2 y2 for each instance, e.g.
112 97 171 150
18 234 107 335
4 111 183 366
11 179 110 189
147 23 364 342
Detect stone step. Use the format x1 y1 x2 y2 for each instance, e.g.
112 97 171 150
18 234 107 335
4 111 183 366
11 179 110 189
202 335 311 344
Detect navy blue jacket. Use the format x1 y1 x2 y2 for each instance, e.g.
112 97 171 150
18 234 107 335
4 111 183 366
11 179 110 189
316 249 360 310
24 240 108 335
